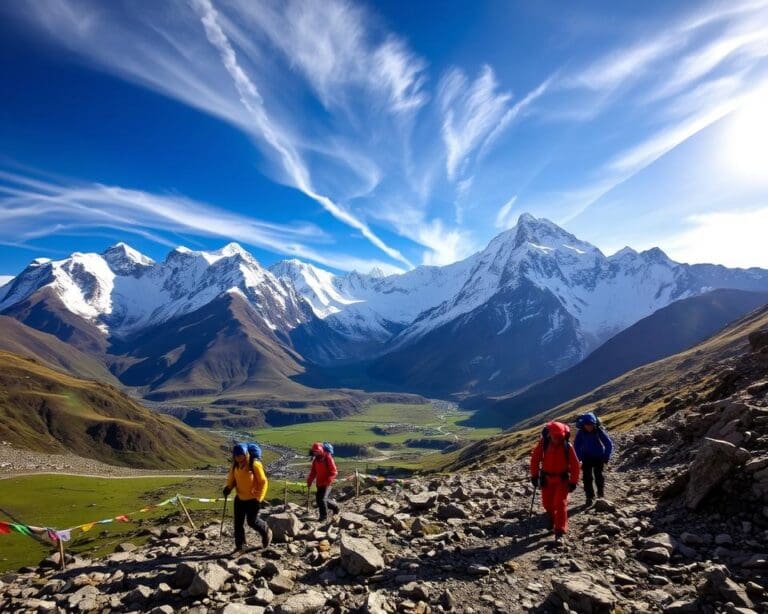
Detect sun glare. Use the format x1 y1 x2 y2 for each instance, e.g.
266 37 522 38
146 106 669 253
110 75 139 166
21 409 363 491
724 87 768 183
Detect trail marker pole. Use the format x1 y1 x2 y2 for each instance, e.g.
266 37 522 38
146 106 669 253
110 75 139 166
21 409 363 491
177 494 197 532
355 469 360 499
57 537 66 571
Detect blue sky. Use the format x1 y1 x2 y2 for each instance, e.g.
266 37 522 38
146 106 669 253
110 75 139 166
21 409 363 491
1 0 767 278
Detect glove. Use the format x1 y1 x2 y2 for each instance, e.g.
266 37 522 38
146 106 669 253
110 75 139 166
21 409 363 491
222 486 231 497
568 483 577 493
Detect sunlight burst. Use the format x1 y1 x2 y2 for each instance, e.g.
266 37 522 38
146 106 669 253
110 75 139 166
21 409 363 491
724 87 768 183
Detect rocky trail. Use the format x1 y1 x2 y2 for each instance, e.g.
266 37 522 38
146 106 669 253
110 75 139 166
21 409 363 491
2 334 768 613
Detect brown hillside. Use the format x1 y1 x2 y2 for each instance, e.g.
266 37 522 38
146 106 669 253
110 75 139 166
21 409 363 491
0 315 118 384
0 351 224 468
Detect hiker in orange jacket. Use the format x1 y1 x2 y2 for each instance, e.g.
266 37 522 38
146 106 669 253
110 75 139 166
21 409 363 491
307 442 340 521
223 443 272 552
530 421 581 545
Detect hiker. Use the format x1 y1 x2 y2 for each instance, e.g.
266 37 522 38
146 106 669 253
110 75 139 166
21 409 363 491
307 442 340 521
574 412 614 505
530 421 580 545
222 443 272 553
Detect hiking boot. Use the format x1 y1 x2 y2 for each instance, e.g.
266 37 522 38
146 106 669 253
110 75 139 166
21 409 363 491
554 531 566 548
231 545 245 556
585 497 594 507
262 528 273 549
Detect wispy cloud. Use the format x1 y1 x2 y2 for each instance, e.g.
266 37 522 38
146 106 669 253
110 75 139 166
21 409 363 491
6 0 416 268
0 169 406 274
494 196 518 229
439 65 513 181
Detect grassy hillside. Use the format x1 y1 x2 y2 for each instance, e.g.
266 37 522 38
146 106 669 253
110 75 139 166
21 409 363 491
0 316 118 384
0 351 224 468
446 302 768 470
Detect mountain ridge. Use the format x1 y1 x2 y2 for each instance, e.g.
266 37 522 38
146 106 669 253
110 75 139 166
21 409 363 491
3 213 768 400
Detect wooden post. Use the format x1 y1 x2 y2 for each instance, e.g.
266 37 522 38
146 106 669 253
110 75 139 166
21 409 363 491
177 494 197 531
355 469 360 499
58 537 66 571
283 481 288 505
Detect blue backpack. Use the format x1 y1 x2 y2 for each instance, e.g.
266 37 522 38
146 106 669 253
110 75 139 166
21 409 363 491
322 442 334 456
234 442 263 472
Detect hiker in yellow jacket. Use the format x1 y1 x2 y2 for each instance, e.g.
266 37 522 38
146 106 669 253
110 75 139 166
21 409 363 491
222 443 272 553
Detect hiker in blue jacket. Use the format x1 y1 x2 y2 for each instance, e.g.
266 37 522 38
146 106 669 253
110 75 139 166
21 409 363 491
573 412 613 506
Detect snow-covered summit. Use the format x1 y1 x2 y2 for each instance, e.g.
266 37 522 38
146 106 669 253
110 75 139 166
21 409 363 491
0 243 309 337
102 243 154 275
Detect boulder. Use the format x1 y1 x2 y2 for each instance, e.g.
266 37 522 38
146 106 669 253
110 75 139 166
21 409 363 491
436 503 468 520
339 534 385 576
172 562 198 589
405 492 438 511
366 591 394 614
640 533 676 554
551 573 617 613
748 328 768 352
187 562 231 597
705 565 754 608
274 590 327 614
266 513 301 542
365 503 395 520
337 512 368 529
685 438 750 509
267 573 295 594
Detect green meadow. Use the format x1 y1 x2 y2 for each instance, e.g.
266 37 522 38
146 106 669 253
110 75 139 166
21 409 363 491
0 474 308 572
250 402 500 472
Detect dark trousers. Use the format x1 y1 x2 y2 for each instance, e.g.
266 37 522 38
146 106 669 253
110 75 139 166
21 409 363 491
315 485 340 520
582 460 605 499
233 497 268 548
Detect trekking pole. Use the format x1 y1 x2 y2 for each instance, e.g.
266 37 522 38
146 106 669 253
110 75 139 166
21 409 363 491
219 495 228 541
305 485 310 512
525 480 538 540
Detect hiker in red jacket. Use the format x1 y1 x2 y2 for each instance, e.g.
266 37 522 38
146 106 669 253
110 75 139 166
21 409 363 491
307 442 340 521
530 421 581 545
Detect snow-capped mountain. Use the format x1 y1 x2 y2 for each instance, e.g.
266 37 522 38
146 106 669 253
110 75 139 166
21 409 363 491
274 213 768 359
3 213 768 397
0 242 311 338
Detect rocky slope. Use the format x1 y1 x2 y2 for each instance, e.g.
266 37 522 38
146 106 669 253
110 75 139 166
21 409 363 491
2 320 767 612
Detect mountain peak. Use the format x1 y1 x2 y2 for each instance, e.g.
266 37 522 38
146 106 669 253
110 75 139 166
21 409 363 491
368 266 385 278
640 246 671 264
102 242 154 273
611 246 638 259
218 242 251 259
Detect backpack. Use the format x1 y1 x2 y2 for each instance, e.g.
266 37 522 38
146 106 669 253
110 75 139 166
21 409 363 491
541 425 571 465
322 442 334 456
576 412 603 430
233 442 263 473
